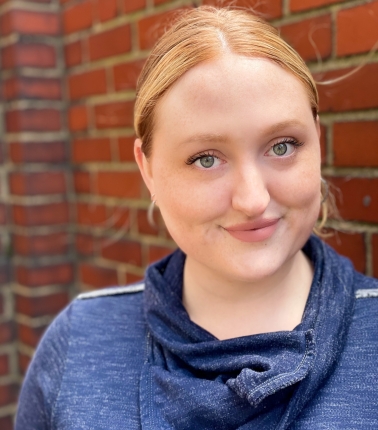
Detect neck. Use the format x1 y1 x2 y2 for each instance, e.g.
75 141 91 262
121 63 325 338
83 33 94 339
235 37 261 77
182 250 313 340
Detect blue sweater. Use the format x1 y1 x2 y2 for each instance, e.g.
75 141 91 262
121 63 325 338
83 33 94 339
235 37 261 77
16 236 378 429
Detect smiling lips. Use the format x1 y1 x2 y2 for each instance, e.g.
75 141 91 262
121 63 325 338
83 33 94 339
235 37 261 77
224 219 280 242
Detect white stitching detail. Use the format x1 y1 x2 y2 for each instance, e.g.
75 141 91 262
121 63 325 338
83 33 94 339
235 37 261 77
77 283 145 300
355 288 378 299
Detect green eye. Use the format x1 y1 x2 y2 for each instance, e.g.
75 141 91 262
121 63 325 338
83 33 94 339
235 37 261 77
272 143 288 156
199 156 215 168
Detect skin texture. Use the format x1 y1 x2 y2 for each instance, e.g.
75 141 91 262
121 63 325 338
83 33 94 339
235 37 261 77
135 54 322 339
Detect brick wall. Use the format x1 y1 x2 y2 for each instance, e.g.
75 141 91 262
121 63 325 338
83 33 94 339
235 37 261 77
0 0 73 427
0 0 377 425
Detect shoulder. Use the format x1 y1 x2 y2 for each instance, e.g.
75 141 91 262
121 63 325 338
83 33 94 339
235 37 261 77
354 272 378 299
66 282 146 343
349 273 378 341
16 283 147 429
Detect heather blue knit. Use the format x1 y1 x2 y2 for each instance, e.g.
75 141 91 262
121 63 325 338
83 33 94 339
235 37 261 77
16 236 378 429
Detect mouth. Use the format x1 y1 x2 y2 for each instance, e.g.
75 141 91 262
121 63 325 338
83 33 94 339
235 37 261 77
223 218 280 243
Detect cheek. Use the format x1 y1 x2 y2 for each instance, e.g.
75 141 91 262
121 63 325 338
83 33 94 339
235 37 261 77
154 168 228 232
269 157 321 213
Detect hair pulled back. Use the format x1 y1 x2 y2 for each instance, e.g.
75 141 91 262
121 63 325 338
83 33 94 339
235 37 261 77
134 6 319 158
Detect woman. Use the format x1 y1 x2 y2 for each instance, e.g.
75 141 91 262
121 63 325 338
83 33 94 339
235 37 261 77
16 6 378 429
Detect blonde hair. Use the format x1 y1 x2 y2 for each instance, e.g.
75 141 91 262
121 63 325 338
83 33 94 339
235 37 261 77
134 6 319 158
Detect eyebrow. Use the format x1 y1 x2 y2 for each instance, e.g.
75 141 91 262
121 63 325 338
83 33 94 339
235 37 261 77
179 133 229 145
264 119 307 135
179 120 307 145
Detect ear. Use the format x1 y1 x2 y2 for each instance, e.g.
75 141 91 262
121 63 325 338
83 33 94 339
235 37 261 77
134 138 155 196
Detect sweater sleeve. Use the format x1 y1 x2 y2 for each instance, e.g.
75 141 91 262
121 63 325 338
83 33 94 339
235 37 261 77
15 303 73 430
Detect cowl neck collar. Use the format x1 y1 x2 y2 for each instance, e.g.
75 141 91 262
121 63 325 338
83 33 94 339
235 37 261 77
140 236 356 429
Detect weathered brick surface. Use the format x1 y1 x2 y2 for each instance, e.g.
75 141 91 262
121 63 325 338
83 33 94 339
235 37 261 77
1 0 378 421
337 0 378 56
280 14 332 61
333 121 378 167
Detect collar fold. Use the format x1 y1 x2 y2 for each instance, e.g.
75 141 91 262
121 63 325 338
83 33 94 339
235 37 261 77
140 236 356 429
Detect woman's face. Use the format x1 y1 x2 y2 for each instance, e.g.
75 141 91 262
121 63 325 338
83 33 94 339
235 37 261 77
135 54 321 283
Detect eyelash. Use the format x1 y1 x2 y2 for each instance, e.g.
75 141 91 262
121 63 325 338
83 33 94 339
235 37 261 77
271 137 304 151
185 138 305 166
185 150 219 165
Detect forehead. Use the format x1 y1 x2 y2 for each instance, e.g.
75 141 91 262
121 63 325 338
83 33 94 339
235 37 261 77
154 54 313 140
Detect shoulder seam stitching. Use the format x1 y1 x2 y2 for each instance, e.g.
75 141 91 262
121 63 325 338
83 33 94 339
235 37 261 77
76 283 145 300
355 288 378 299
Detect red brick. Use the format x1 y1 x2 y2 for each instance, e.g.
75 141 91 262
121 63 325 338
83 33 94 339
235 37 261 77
324 232 365 274
137 208 159 236
68 105 88 132
118 136 135 161
0 416 13 430
0 204 7 225
0 10 60 36
10 171 66 196
74 171 91 193
68 69 107 100
13 232 68 256
64 40 82 67
0 265 8 285
96 171 141 198
123 0 145 13
317 63 378 113
126 272 143 283
337 1 378 56
10 141 66 163
89 25 131 61
94 101 134 129
333 121 378 167
106 206 130 230
138 10 176 50
3 77 61 100
148 245 174 263
16 263 73 287
291 0 343 12
96 0 118 22
80 263 118 288
373 234 378 278
63 0 93 34
113 59 145 91
0 322 14 344
0 384 18 407
202 0 282 19
76 233 95 255
280 15 332 62
102 239 142 266
6 109 61 132
19 352 31 376
76 202 107 225
1 43 56 69
17 324 46 348
72 137 111 162
0 355 9 376
16 293 69 317
329 177 378 223
12 202 69 226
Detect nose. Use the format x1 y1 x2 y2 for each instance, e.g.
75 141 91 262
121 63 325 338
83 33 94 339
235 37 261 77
231 165 270 217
